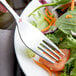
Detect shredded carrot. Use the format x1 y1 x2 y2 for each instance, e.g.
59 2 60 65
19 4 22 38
46 13 55 21
41 22 53 32
44 16 51 24
46 14 54 20
41 25 50 32
45 8 52 15
66 14 73 18
61 1 75 11
45 8 55 21
41 8 56 32
60 37 63 41
33 59 52 76
71 0 75 10
55 72 59 76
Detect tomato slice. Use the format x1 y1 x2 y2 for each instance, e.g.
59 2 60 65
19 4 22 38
39 49 70 71
0 3 7 13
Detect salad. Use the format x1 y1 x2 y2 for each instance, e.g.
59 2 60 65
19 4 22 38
26 0 76 76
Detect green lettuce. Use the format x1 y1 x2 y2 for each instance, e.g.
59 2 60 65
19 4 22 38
31 10 49 31
29 0 71 16
61 48 76 76
56 10 76 34
46 32 76 76
61 58 76 76
46 30 66 44
59 35 76 49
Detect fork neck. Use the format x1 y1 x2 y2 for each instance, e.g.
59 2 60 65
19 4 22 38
0 0 20 20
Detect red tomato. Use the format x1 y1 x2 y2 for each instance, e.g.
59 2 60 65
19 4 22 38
0 3 7 13
39 49 70 71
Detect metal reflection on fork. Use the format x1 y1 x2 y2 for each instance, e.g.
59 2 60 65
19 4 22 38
0 0 64 64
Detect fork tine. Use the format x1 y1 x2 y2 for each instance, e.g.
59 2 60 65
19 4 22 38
38 45 59 61
34 48 55 63
44 38 65 56
41 42 61 59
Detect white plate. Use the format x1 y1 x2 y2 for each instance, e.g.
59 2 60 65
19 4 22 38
14 0 53 76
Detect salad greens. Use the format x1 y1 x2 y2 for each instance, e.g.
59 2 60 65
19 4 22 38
61 58 76 76
31 11 49 31
28 0 76 76
61 48 76 76
48 9 76 75
28 0 71 16
56 10 76 34
59 35 76 49
46 30 66 44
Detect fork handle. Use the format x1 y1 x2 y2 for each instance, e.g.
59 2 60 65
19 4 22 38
0 0 20 20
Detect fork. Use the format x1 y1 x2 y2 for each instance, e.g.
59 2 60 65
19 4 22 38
0 0 64 63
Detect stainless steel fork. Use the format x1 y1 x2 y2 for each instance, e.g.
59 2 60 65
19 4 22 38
0 0 64 63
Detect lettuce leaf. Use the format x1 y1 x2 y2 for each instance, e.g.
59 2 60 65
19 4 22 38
61 58 76 76
46 34 59 44
31 10 49 31
59 35 76 49
56 10 76 34
46 32 76 76
70 61 76 76
61 48 76 76
46 30 66 44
